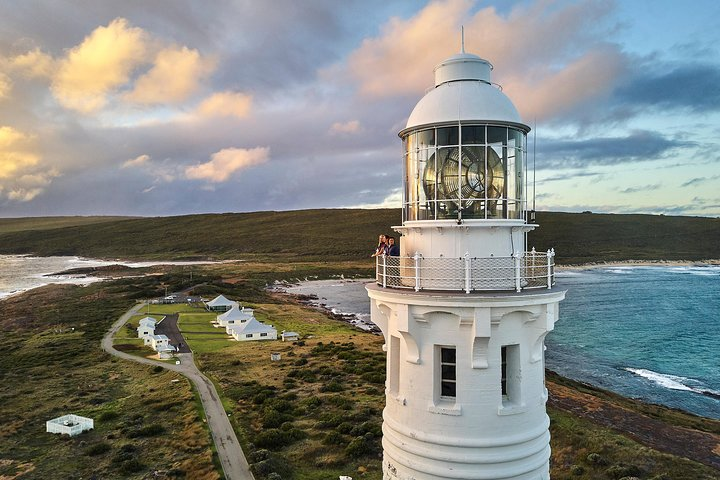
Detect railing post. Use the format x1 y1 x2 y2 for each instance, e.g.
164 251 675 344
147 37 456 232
413 252 421 292
382 255 387 288
514 253 521 292
546 249 553 289
464 252 471 294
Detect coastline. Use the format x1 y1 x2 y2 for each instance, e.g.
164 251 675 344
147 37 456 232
557 258 720 270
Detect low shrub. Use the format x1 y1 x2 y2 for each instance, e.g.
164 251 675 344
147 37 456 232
85 442 111 456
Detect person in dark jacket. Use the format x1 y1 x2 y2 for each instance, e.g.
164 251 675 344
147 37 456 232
387 236 400 256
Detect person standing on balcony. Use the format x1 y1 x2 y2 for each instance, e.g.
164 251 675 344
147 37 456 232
387 237 400 256
372 234 387 257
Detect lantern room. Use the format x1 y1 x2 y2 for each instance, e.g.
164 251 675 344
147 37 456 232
399 52 530 222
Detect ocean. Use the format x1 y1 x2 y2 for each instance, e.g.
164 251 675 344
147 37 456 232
285 265 720 419
0 255 220 300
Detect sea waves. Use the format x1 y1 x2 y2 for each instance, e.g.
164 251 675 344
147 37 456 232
625 368 720 399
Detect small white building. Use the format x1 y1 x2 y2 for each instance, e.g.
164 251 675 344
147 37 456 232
149 334 173 352
229 318 277 342
281 331 300 342
136 317 157 339
46 414 93 436
217 305 254 329
205 295 236 312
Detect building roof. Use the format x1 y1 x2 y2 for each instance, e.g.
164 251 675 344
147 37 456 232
151 334 170 341
403 51 526 134
206 294 236 307
218 304 254 321
230 318 276 335
138 317 157 327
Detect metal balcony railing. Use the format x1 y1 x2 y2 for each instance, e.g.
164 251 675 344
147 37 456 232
375 248 556 293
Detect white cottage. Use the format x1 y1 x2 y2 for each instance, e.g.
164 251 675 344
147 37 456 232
149 334 173 352
46 414 94 436
136 317 157 339
229 318 277 342
205 295 236 312
217 305 254 329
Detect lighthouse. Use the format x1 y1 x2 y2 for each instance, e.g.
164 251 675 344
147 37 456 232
366 48 565 480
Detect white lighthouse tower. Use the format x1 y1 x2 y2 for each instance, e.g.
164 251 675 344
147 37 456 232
367 47 565 480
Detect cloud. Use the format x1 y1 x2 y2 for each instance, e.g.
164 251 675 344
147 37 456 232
185 147 270 182
681 174 720 187
51 18 147 113
340 0 626 121
125 46 216 104
616 63 720 113
122 154 151 169
538 130 692 169
196 91 253 118
618 184 661 194
330 120 361 134
10 48 55 78
0 73 11 99
540 171 605 183
0 126 57 202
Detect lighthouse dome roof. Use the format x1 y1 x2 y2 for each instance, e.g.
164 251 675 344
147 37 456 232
404 52 526 133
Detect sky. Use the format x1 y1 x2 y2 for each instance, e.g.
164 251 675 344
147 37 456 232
1 0 719 218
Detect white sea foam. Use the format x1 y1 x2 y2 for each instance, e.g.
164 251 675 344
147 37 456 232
625 368 720 397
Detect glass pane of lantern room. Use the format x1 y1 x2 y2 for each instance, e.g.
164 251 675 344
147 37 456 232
462 125 485 144
435 147 460 219
417 129 435 149
417 147 431 220
460 146 486 219
486 145 505 218
437 126 459 146
405 134 418 221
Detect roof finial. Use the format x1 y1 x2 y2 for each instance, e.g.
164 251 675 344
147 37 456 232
461 25 465 53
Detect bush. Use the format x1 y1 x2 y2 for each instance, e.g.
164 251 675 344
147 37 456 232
319 381 343 393
152 365 164 373
606 464 642 479
254 429 296 449
249 451 293 479
129 423 165 438
85 442 111 456
586 452 607 466
293 358 308 366
323 431 346 446
98 410 120 421
119 459 144 473
345 433 378 459
570 465 584 476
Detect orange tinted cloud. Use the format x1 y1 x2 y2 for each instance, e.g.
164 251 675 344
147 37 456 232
11 48 55 78
343 0 624 121
185 147 269 182
126 46 216 104
51 18 147 113
196 91 253 118
0 126 56 202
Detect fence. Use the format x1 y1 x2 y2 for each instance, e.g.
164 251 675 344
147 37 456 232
376 249 555 293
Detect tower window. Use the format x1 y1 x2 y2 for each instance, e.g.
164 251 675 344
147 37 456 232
440 347 457 398
501 344 520 405
389 336 400 396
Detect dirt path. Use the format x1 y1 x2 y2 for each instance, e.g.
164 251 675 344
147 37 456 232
548 381 720 470
102 303 255 480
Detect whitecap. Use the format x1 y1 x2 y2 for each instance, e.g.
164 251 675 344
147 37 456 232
624 367 720 398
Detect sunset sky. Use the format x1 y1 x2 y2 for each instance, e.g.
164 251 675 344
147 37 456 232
1 0 719 217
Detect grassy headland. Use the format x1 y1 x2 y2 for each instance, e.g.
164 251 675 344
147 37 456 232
0 209 718 264
1 212 719 478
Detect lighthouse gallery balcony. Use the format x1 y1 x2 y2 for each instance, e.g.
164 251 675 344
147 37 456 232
375 248 555 293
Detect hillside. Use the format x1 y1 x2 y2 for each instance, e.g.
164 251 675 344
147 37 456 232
0 209 718 264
